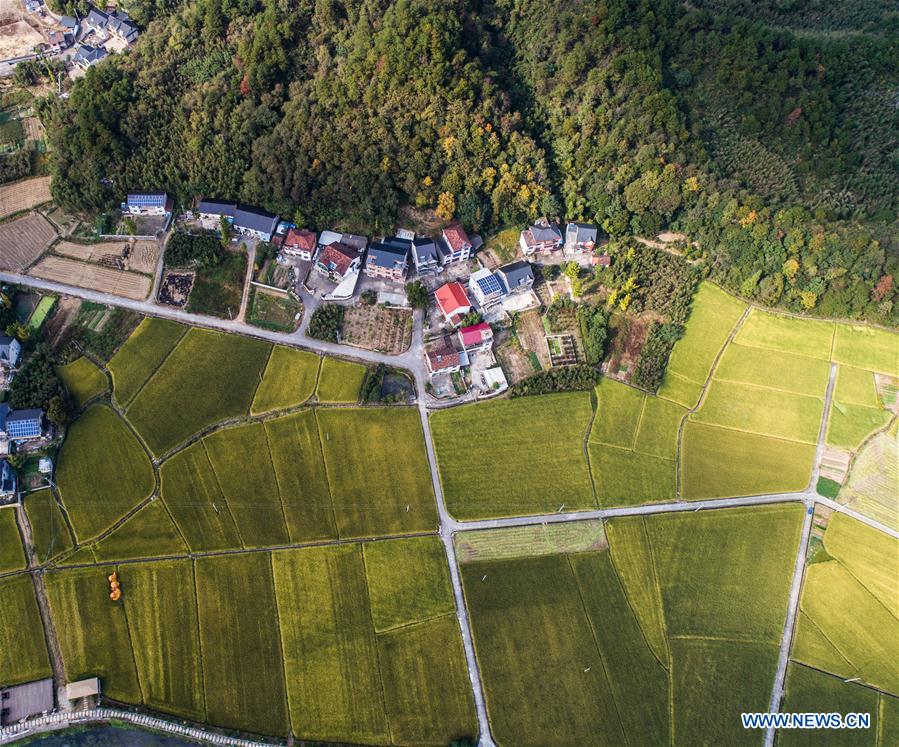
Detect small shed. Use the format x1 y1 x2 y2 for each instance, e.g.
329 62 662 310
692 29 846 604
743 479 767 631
65 677 100 701
38 457 53 474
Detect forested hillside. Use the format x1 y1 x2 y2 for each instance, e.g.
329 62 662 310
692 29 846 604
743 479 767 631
38 0 898 324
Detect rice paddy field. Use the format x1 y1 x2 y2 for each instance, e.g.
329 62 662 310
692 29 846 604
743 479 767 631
460 505 802 746
0 575 51 686
315 355 367 403
250 346 320 414
55 404 156 542
24 489 74 564
90 500 187 562
431 393 596 519
588 379 683 506
125 328 271 456
658 283 747 407
0 508 25 572
826 364 893 451
107 317 186 407
791 514 899 697
57 357 108 408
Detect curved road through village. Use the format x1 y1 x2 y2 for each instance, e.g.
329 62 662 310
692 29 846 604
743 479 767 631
1 270 896 747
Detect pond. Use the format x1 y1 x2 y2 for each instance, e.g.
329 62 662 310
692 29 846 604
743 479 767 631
28 726 200 746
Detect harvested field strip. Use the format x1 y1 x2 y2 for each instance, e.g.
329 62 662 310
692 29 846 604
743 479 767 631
264 410 336 542
24 488 75 564
606 517 668 665
272 545 389 744
126 327 271 456
55 240 131 264
91 500 187 562
57 356 108 408
460 554 625 745
681 422 815 499
455 519 607 563
45 566 143 703
0 176 51 218
203 422 289 548
671 638 779 746
839 426 898 531
0 213 56 270
123 559 206 721
735 308 834 360
56 404 156 542
251 346 320 414
159 442 243 552
0 575 51 686
715 341 831 397
832 324 899 376
30 256 151 301
431 392 596 520
377 615 478 745
0 507 25 572
570 552 669 746
195 553 289 736
589 443 676 507
317 408 437 538
692 379 824 444
646 504 803 641
108 317 187 406
362 535 454 632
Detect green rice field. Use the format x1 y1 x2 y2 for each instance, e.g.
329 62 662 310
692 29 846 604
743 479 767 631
832 324 899 376
126 328 270 456
56 405 155 541
57 357 108 408
315 356 367 403
317 408 437 537
0 575 51 686
734 308 834 360
24 488 74 564
431 393 596 519
251 346 320 414
91 500 187 562
834 365 880 407
714 342 830 397
659 283 746 407
826 401 891 450
107 317 186 406
0 508 25 572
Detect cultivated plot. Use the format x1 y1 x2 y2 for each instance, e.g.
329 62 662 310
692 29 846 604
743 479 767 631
108 317 187 407
0 176 51 218
431 393 596 519
30 256 151 301
734 308 834 360
315 355 367 403
0 575 51 687
251 346 320 414
57 356 108 408
0 508 25 573
126 328 270 456
0 213 57 270
56 404 156 542
24 488 75 564
91 500 187 562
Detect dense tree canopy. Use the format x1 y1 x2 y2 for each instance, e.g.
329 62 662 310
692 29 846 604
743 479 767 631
38 0 898 324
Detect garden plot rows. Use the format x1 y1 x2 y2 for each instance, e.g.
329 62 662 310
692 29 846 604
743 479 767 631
0 212 56 270
36 537 476 744
0 176 51 219
54 240 161 276
460 505 804 746
29 256 151 301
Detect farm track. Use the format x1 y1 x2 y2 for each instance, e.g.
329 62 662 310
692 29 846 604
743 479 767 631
4 269 898 747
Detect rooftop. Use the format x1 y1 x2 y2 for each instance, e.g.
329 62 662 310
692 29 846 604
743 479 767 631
435 282 470 315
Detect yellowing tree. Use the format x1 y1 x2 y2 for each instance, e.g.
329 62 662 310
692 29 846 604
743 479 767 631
436 191 456 221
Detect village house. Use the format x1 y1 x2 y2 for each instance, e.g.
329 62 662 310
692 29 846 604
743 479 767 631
426 335 468 377
591 251 612 267
412 237 441 275
497 260 535 294
0 405 45 446
72 44 107 69
25 0 42 14
434 282 471 326
468 268 506 308
39 30 68 55
458 322 493 353
0 336 22 371
438 223 473 266
0 459 17 500
280 227 317 261
233 205 280 241
84 6 139 43
59 16 78 32
519 218 563 256
121 191 171 216
197 198 235 226
365 237 411 281
564 222 599 253
314 242 362 282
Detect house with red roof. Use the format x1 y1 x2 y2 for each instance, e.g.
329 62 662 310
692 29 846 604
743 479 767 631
314 241 362 281
425 335 469 376
458 322 493 353
281 228 317 260
438 223 473 265
434 282 471 326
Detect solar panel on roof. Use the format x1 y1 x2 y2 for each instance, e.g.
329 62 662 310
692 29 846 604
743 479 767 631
477 274 504 295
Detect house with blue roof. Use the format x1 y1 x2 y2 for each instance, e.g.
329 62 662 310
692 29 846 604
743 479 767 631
0 405 45 443
365 237 411 281
122 191 171 216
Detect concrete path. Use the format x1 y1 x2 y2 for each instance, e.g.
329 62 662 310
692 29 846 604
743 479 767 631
236 244 255 322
